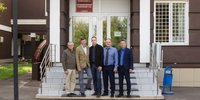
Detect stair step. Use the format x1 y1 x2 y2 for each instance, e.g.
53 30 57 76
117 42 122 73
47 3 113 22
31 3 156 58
46 76 137 79
47 67 153 73
42 84 139 89
41 88 139 92
37 88 162 97
52 63 147 68
41 83 158 90
43 78 156 84
36 65 163 99
134 63 147 68
46 72 153 78
35 95 164 100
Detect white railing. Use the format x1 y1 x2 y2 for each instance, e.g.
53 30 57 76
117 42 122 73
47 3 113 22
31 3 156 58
150 43 163 95
39 44 56 94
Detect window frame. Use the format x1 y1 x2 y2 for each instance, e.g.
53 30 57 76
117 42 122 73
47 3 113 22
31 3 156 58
154 0 189 46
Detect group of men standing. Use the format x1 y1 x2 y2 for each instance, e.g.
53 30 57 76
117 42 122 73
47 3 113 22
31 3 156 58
62 36 133 98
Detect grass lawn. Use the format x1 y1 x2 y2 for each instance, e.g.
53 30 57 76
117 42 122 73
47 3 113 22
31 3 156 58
0 63 32 80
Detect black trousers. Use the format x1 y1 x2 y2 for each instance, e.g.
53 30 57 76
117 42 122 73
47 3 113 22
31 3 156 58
91 63 102 94
103 65 115 95
118 66 131 95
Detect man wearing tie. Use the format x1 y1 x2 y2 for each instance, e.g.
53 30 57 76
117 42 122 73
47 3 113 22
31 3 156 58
102 39 118 97
117 39 134 98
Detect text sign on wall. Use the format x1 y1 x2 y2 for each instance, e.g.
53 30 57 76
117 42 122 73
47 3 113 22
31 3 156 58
76 0 93 12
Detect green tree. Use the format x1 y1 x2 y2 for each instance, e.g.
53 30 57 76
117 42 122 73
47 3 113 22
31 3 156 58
103 19 107 46
72 19 89 47
111 17 127 49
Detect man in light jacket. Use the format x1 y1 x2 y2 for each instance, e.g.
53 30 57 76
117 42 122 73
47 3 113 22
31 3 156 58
76 37 93 97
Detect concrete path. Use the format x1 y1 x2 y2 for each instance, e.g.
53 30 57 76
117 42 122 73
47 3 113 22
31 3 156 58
0 73 40 100
164 87 200 100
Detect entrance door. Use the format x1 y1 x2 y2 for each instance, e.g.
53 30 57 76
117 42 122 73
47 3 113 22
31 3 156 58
70 15 129 48
69 0 130 48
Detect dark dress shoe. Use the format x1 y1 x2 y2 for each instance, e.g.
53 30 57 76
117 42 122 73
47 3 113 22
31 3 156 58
116 94 124 97
101 93 108 96
96 93 101 98
127 94 131 98
70 93 76 96
92 92 98 96
67 94 72 97
85 87 92 90
110 94 114 97
81 93 86 97
61 94 68 97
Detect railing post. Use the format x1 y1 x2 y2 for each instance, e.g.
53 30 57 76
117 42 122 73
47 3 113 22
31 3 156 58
51 44 53 68
54 44 56 63
40 63 43 94
38 44 57 95
150 43 163 96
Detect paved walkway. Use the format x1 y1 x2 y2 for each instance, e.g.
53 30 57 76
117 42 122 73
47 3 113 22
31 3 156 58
164 87 200 100
0 73 40 100
0 73 200 100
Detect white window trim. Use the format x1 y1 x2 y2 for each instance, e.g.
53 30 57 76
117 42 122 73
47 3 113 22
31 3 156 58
45 0 48 16
11 19 47 25
154 0 189 46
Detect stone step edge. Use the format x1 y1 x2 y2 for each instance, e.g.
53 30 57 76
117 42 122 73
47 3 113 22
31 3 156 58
35 95 164 100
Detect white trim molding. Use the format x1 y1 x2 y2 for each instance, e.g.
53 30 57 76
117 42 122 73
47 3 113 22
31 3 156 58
140 0 150 63
10 19 46 25
45 0 48 16
0 24 12 32
50 0 60 62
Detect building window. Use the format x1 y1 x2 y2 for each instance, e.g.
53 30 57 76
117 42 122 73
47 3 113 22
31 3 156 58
154 1 188 45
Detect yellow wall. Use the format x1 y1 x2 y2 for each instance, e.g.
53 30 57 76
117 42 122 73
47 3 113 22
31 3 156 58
158 68 200 87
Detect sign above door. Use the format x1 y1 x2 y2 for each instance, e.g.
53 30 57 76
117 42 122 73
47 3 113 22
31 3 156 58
76 0 93 12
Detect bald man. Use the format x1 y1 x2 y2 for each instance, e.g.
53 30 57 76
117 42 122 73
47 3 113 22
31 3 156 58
102 39 118 98
62 42 77 97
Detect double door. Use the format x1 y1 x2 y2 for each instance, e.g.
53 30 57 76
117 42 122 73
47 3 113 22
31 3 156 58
70 14 130 48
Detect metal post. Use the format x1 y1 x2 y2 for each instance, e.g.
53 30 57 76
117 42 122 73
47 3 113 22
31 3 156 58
54 45 56 62
12 0 19 100
50 44 52 68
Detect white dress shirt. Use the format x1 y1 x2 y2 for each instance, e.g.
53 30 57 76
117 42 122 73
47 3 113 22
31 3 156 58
82 45 87 55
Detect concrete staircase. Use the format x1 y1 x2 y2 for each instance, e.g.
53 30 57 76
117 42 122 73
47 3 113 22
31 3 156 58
35 63 164 99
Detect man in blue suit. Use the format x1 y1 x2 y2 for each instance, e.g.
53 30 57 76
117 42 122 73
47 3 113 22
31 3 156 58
117 39 134 98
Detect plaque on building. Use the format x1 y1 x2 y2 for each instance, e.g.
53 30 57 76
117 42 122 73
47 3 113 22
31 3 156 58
76 0 93 12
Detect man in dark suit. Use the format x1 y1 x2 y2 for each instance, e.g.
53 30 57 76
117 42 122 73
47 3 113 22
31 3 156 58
117 39 134 98
89 36 104 98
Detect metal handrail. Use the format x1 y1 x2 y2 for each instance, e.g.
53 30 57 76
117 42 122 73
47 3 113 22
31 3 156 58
39 44 56 94
150 43 163 95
